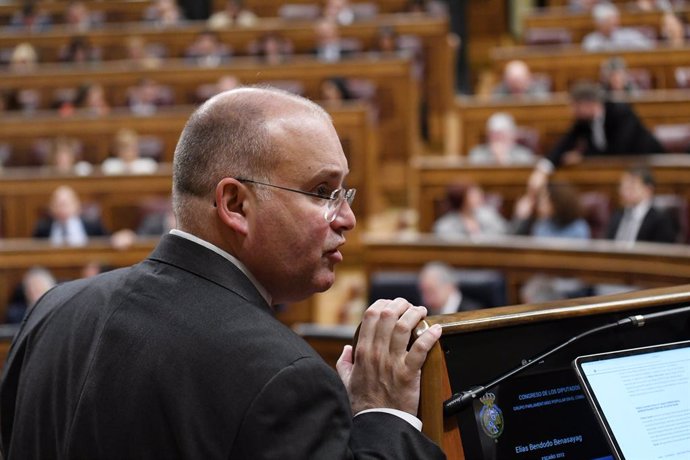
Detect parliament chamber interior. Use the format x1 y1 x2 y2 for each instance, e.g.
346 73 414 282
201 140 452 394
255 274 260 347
2 0 690 458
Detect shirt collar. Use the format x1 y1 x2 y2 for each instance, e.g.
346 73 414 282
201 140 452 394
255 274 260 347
169 229 273 306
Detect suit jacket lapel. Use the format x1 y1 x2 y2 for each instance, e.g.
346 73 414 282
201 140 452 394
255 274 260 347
148 234 272 313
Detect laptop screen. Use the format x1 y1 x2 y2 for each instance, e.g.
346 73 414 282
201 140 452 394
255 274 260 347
573 341 690 460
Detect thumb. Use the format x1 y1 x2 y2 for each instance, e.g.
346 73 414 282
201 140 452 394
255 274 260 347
336 344 354 384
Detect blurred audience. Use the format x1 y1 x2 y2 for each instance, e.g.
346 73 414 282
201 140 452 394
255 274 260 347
492 60 550 99
418 262 482 315
529 82 664 192
323 0 355 26
126 78 173 115
320 77 354 104
124 36 165 69
314 20 354 62
9 3 51 32
59 36 101 64
582 4 654 51
102 129 158 175
207 0 257 29
6 267 57 324
185 30 232 67
606 166 677 243
250 32 293 65
9 43 38 73
468 112 536 165
46 136 92 175
143 0 185 27
63 1 97 32
660 12 687 47
600 56 641 96
195 75 242 102
32 185 108 246
75 82 111 117
433 182 508 237
513 182 591 239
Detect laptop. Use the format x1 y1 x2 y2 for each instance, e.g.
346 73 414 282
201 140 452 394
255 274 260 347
573 340 690 460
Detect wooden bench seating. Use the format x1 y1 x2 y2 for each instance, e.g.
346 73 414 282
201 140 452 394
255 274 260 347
491 44 690 92
0 101 378 237
523 6 685 44
0 0 151 26
452 89 690 155
0 14 454 148
411 154 690 232
0 56 413 201
362 233 690 304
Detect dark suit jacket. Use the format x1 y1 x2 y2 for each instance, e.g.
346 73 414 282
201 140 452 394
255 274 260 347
32 216 108 238
547 101 665 167
605 206 677 243
0 234 444 459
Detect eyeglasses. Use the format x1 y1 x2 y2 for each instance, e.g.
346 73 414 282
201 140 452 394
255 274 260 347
237 178 356 222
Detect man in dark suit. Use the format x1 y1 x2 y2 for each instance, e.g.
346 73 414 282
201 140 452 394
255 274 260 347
0 88 444 459
32 185 108 245
528 82 664 191
605 166 677 244
418 262 482 315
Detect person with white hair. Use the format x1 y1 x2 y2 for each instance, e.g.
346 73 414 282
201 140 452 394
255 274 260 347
492 60 550 99
418 262 482 315
468 112 536 165
582 4 654 51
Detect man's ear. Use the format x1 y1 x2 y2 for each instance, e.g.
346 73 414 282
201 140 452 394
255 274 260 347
215 178 249 236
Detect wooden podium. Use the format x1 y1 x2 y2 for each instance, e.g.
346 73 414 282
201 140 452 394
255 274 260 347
417 284 690 459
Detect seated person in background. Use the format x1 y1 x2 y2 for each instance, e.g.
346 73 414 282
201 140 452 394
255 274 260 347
468 112 536 165
433 182 508 237
582 4 654 51
323 0 355 26
513 181 591 239
124 36 164 69
195 75 242 102
9 43 38 73
9 3 52 32
660 12 687 47
492 60 550 99
143 0 185 26
33 185 108 246
75 82 111 116
251 32 293 65
185 30 232 67
314 20 351 62
418 262 482 315
47 136 92 175
6 267 57 324
375 26 399 54
126 78 173 115
606 166 677 243
207 0 257 29
59 36 100 64
600 56 641 96
635 0 673 11
63 1 96 32
529 81 664 191
320 77 354 104
102 129 158 175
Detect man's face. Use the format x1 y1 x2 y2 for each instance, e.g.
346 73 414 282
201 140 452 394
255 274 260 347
418 272 453 315
50 187 80 222
619 173 650 207
243 111 356 304
572 100 603 121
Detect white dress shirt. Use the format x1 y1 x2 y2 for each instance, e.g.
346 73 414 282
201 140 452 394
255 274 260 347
614 199 651 242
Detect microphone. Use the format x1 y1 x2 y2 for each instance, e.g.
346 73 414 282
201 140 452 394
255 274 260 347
443 304 690 417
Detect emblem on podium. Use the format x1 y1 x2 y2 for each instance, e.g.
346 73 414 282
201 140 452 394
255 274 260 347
479 392 504 440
